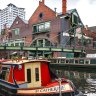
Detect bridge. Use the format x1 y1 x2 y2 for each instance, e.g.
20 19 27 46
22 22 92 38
0 46 83 53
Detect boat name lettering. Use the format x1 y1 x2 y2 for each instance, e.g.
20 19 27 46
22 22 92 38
35 85 65 93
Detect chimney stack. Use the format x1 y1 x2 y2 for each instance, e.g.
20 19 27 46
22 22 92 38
39 0 45 5
62 0 67 15
42 0 45 4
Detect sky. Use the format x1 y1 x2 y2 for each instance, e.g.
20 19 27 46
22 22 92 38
0 0 96 27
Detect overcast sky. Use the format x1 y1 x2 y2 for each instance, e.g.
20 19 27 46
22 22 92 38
0 0 96 27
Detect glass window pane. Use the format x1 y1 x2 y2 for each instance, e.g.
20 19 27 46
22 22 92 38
15 43 19 46
38 24 44 32
45 22 50 30
38 40 43 47
13 28 20 35
27 69 31 83
33 25 38 33
35 68 39 81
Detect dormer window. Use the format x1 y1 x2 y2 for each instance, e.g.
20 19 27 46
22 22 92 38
71 12 79 27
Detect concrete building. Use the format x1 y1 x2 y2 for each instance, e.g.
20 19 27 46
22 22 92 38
0 3 25 34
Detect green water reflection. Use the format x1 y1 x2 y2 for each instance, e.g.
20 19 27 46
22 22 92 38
51 66 96 95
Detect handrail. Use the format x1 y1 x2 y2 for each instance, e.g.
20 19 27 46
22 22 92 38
49 57 96 65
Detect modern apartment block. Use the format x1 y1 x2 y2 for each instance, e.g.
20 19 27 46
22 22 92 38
0 3 25 33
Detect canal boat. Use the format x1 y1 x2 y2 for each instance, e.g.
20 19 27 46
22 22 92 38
0 58 79 96
49 57 96 68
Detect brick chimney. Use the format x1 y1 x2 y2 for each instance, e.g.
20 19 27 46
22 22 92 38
39 0 45 5
62 0 66 15
42 0 45 4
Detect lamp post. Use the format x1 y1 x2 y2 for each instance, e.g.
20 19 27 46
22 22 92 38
56 78 62 96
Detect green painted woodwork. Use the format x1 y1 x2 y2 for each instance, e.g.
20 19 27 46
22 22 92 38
0 46 83 53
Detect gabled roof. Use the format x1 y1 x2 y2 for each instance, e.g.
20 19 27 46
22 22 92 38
83 28 96 40
28 2 56 24
10 16 28 28
58 8 84 26
89 26 96 32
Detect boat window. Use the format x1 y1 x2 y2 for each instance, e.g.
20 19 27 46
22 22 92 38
27 69 31 83
57 59 61 63
61 59 65 63
0 67 10 80
90 59 96 64
51 59 57 63
79 59 84 64
66 60 69 63
35 68 39 81
75 60 78 64
69 59 74 63
85 60 90 64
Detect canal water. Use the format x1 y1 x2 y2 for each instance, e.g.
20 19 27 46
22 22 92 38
51 66 96 96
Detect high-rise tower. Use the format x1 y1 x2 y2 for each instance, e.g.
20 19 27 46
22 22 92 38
0 3 25 33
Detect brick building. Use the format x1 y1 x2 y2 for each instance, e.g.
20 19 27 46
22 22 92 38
28 0 84 57
0 0 93 58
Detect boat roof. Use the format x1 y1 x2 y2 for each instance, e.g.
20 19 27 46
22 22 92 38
1 59 49 65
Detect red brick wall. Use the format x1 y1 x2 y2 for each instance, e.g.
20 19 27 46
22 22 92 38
10 16 32 46
28 2 56 25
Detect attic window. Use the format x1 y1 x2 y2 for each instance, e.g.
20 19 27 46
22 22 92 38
16 21 19 24
39 12 44 19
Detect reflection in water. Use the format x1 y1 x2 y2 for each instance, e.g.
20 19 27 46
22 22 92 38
51 66 96 95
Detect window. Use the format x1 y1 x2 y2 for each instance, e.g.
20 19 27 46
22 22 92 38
75 60 78 64
73 15 78 24
0 67 10 80
38 24 44 32
33 21 50 33
1 29 5 35
79 59 84 64
45 40 51 46
13 28 20 35
45 22 50 30
38 40 43 47
16 21 19 24
15 43 19 46
86 39 91 44
11 43 14 46
33 25 37 33
71 13 79 26
20 42 24 46
27 69 31 83
35 68 39 81
32 40 37 47
31 39 52 47
85 60 90 64
39 13 44 19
